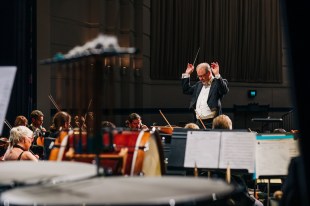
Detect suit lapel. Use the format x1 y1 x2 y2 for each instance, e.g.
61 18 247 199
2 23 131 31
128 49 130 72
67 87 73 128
208 80 216 99
196 83 203 99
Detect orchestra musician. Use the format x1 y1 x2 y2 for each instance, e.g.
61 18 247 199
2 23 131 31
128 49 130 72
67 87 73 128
28 110 47 146
102 121 116 129
14 115 28 127
181 62 229 129
2 126 39 161
184 122 200 129
72 115 85 130
49 111 71 136
125 113 148 130
0 137 9 160
48 111 73 161
212 114 233 130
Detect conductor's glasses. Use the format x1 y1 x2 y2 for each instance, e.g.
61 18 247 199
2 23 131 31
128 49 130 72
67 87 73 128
198 73 207 78
197 70 210 79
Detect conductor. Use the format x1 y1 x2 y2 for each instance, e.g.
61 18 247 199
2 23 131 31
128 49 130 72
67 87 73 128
181 62 229 128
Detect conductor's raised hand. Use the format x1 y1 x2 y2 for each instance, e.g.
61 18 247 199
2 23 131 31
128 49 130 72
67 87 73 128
211 62 220 76
185 63 194 75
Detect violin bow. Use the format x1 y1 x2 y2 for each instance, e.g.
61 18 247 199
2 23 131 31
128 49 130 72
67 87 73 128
81 99 92 129
48 94 61 112
194 109 206 129
4 119 12 130
159 110 173 129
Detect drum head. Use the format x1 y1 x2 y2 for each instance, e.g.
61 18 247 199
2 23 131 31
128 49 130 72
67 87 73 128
141 132 163 176
0 161 96 188
1 176 234 205
130 130 165 176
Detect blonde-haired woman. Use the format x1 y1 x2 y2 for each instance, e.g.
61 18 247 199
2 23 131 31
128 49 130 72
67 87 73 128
2 126 38 161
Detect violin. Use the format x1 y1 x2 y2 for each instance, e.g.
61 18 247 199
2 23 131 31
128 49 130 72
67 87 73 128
34 126 47 147
155 110 180 134
151 125 181 135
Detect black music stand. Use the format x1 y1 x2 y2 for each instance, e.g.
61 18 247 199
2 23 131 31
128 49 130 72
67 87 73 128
251 117 283 133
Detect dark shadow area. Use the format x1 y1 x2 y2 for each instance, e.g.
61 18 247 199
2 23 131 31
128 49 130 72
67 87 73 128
284 0 310 205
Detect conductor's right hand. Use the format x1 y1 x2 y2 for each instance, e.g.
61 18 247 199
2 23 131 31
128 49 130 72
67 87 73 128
185 63 194 75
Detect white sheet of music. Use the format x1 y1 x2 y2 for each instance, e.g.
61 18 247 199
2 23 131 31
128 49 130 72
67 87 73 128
184 131 221 168
219 132 256 173
0 66 17 134
256 135 299 177
184 131 256 172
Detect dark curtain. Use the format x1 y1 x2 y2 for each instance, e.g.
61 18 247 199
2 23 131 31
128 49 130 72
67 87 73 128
151 0 282 83
0 1 36 137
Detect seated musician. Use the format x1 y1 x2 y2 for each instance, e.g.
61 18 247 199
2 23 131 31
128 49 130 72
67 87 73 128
28 110 47 146
72 115 87 131
14 115 44 159
210 115 264 206
46 111 72 160
102 121 116 129
49 111 72 135
2 126 39 161
184 122 200 129
212 114 233 130
125 113 148 130
0 137 9 160
14 115 28 127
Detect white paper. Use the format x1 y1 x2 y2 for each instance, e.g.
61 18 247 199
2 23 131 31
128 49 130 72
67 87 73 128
184 131 256 173
0 66 17 134
219 132 256 173
256 136 299 177
184 131 221 168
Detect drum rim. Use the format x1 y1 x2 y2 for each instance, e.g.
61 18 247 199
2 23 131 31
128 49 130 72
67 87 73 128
0 176 235 205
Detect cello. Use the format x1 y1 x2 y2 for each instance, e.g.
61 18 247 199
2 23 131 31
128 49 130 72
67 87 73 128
48 128 74 161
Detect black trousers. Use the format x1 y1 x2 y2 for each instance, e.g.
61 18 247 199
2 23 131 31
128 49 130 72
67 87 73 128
196 118 213 129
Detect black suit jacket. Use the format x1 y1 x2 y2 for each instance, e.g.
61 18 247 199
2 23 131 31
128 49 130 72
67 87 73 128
181 76 229 116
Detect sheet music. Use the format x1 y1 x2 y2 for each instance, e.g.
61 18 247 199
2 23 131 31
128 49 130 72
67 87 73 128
219 132 256 173
184 131 221 168
184 131 256 172
256 135 299 177
0 66 17 135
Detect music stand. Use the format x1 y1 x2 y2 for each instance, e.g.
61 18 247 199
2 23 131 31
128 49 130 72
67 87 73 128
251 117 283 133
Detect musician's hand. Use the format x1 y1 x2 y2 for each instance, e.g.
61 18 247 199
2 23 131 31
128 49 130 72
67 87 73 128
185 63 194 75
141 124 149 130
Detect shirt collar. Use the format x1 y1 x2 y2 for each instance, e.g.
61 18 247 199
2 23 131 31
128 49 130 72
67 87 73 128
203 76 214 86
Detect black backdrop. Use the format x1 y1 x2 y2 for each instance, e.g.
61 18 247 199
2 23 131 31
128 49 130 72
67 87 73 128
0 1 36 137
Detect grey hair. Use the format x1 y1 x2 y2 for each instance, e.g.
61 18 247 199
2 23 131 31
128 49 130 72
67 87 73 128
8 126 33 148
196 63 211 73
